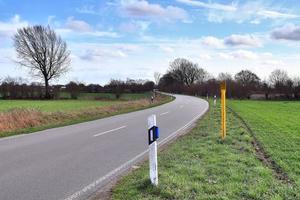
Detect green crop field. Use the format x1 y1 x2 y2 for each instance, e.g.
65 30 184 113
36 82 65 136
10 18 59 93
229 100 300 186
112 100 300 200
0 100 121 112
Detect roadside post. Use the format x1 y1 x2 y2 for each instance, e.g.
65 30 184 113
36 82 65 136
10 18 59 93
148 114 159 186
220 81 226 140
213 95 217 106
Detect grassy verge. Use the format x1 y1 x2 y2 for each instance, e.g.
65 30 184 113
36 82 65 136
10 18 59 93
0 94 173 138
112 101 299 200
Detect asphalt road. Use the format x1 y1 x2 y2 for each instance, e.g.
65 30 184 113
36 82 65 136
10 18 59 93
0 94 209 200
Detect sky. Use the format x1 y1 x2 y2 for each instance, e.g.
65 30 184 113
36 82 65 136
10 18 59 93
0 0 300 85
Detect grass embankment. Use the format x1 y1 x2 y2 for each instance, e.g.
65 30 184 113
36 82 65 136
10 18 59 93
112 101 299 200
0 93 173 138
228 100 300 186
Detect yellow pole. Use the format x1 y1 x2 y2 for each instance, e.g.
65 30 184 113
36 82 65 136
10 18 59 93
220 81 226 140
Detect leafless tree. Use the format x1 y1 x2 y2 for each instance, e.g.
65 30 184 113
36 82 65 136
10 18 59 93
13 25 70 99
217 72 232 81
154 72 161 85
234 70 260 86
269 69 289 88
169 58 207 86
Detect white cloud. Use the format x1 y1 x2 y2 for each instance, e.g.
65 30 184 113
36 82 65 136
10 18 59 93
0 15 28 39
220 50 258 60
76 5 97 15
119 20 150 34
65 17 92 32
120 0 188 22
203 1 299 24
80 49 127 61
201 36 224 48
271 24 300 41
262 59 284 66
201 34 262 48
55 17 119 38
176 0 237 12
160 46 174 53
224 34 262 47
257 10 299 19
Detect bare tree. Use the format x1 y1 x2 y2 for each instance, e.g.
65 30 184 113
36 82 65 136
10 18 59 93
234 70 260 86
217 72 232 81
154 72 161 85
13 25 70 99
269 69 289 88
169 58 206 86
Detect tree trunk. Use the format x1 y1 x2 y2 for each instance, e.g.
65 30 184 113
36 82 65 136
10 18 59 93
44 79 51 99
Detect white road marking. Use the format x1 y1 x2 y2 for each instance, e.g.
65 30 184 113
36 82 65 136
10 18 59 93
93 126 127 137
64 103 209 200
159 111 169 116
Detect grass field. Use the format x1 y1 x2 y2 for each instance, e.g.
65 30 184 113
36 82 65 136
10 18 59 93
0 93 152 112
59 92 152 100
0 100 120 112
112 100 299 200
0 93 172 138
228 100 300 186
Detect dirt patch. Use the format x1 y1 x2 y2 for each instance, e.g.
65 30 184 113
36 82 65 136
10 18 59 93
228 106 294 185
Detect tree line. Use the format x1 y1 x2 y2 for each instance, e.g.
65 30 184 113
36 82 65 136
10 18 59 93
0 77 155 100
157 58 300 100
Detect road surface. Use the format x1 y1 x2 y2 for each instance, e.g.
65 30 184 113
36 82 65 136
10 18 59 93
0 94 209 200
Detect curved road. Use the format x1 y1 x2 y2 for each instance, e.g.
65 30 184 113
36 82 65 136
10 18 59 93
0 94 209 200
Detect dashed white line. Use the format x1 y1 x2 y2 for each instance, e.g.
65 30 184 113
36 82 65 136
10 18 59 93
93 126 127 137
159 111 169 116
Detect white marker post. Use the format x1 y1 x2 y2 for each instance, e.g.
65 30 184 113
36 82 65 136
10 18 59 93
213 95 217 106
148 114 159 186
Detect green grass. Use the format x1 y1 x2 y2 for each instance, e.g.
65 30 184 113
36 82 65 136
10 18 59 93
228 100 300 186
112 101 299 200
0 100 120 112
60 92 152 100
0 92 152 112
0 94 174 138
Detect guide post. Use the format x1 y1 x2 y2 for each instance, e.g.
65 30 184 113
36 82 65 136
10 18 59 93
148 114 159 186
220 81 226 140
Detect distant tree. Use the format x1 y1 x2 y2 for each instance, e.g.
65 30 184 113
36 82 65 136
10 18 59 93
217 72 232 81
109 79 125 99
13 25 70 99
269 69 289 88
234 70 260 98
154 72 161 86
143 81 155 91
169 58 207 86
293 77 300 99
234 70 260 86
66 81 81 99
261 81 271 100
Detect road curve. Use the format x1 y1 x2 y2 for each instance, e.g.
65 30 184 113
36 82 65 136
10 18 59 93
0 94 209 200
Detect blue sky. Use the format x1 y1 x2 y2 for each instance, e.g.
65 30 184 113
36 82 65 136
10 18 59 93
0 0 300 84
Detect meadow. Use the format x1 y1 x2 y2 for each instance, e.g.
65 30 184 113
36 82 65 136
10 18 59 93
0 92 172 138
112 100 300 200
0 92 152 112
0 100 120 112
